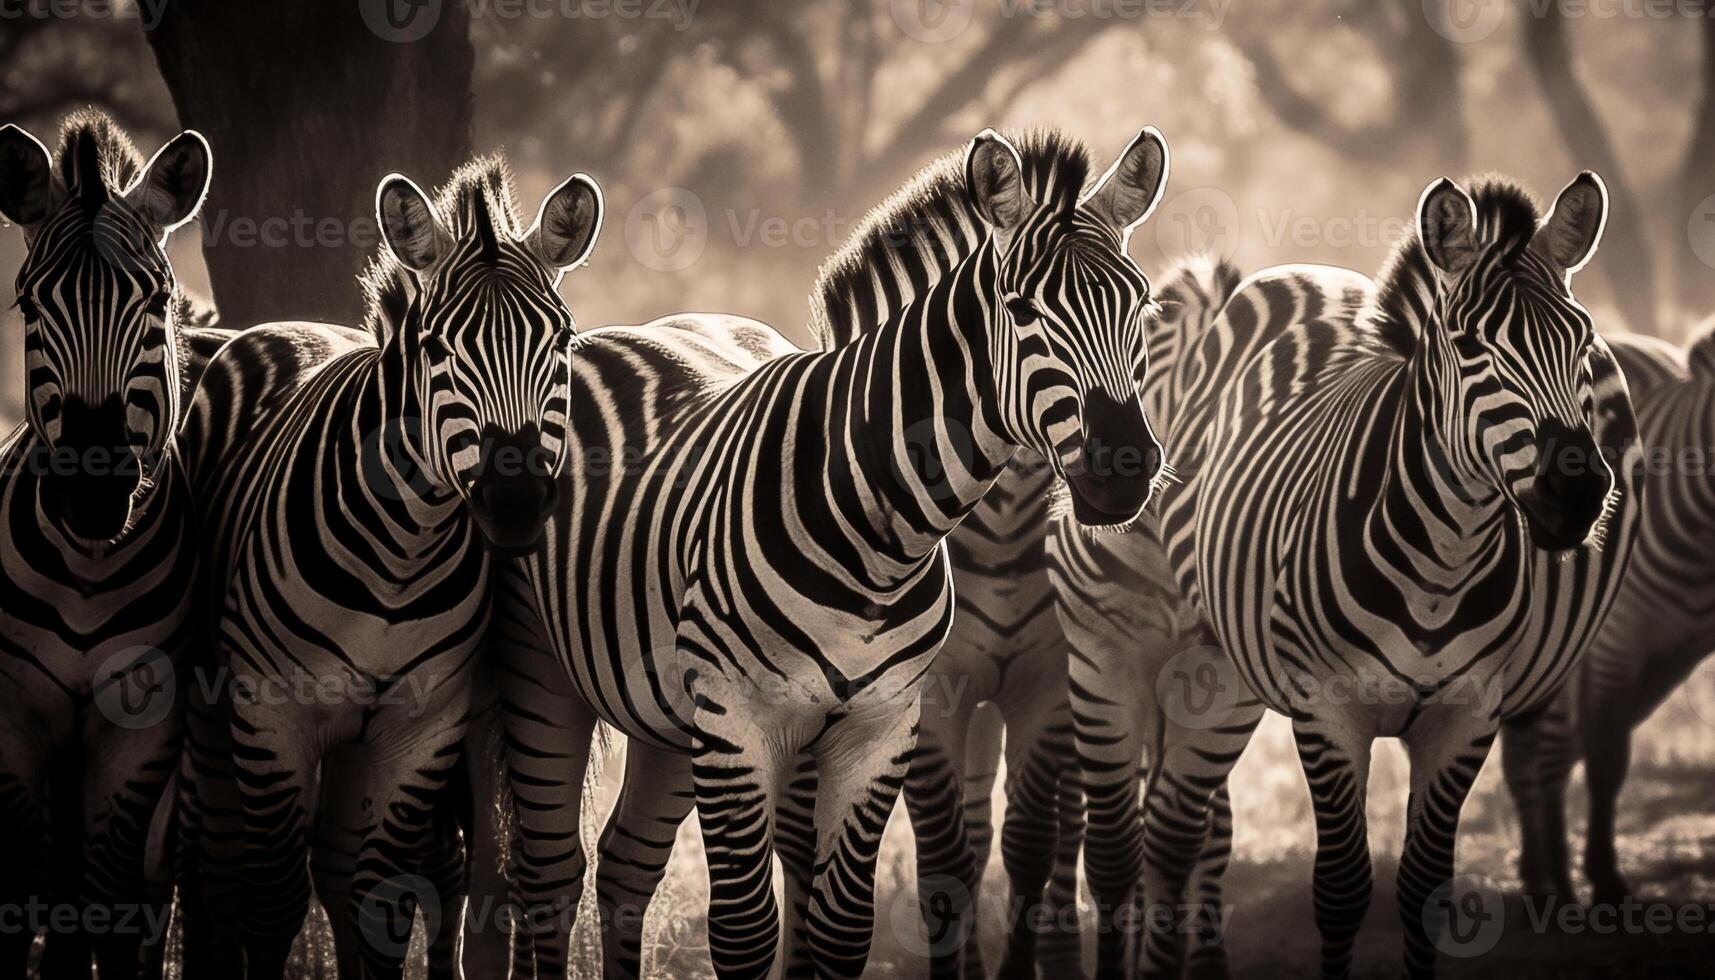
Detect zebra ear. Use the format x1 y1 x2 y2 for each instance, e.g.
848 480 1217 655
0 124 55 229
1417 177 1479 277
526 173 603 273
126 130 211 240
1084 127 1169 236
1532 171 1607 276
966 129 1034 239
377 174 450 274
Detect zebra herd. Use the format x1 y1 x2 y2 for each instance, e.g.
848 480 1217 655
0 107 1710 980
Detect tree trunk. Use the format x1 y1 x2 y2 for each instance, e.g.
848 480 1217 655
1678 16 1715 321
1521 3 1658 336
146 0 474 329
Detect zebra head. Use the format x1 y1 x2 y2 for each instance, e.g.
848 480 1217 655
373 163 602 554
0 115 209 542
1416 173 1616 552
965 128 1168 526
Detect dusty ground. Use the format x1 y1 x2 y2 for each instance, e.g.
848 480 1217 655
181 687 1715 979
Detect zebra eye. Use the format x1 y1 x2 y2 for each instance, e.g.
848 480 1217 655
14 295 39 322
1005 297 1041 325
144 291 170 320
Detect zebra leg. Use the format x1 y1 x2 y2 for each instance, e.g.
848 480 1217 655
1068 639 1149 980
1136 686 1262 980
801 706 918 980
0 729 52 974
776 752 817 979
1184 781 1234 980
994 692 1075 980
231 704 321 980
176 681 243 980
1397 723 1496 980
419 752 472 980
1291 720 1374 980
1499 708 1575 899
903 681 984 980
349 703 470 980
596 741 695 978
459 693 518 979
962 702 1003 891
691 708 785 980
76 706 183 980
1039 768 1086 978
311 743 370 980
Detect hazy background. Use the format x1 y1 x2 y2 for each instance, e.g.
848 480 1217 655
6 2 1715 977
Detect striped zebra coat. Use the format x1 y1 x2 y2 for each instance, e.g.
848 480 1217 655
173 158 600 980
1502 324 1715 905
492 127 1171 980
1060 174 1642 980
0 112 212 980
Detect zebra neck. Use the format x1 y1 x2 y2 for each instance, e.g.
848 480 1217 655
352 349 467 546
834 251 1016 565
1383 363 1513 567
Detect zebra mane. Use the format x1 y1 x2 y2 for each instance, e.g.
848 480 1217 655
359 154 527 341
808 129 1092 351
1688 315 1715 379
1366 176 1544 358
52 108 144 205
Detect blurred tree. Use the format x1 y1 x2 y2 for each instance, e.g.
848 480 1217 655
147 0 475 329
1228 0 1469 173
1677 17 1715 318
0 13 175 135
1521 0 1657 336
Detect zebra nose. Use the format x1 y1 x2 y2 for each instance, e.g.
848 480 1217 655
1519 417 1611 551
1064 388 1161 526
469 425 557 554
43 394 137 540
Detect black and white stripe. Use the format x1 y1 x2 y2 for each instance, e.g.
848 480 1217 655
0 111 212 980
1503 323 1715 905
172 157 599 980
491 126 1171 980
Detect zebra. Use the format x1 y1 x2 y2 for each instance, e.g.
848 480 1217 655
173 156 601 980
1045 253 1250 980
0 111 213 980
1060 173 1642 980
489 126 1171 980
1501 322 1715 905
